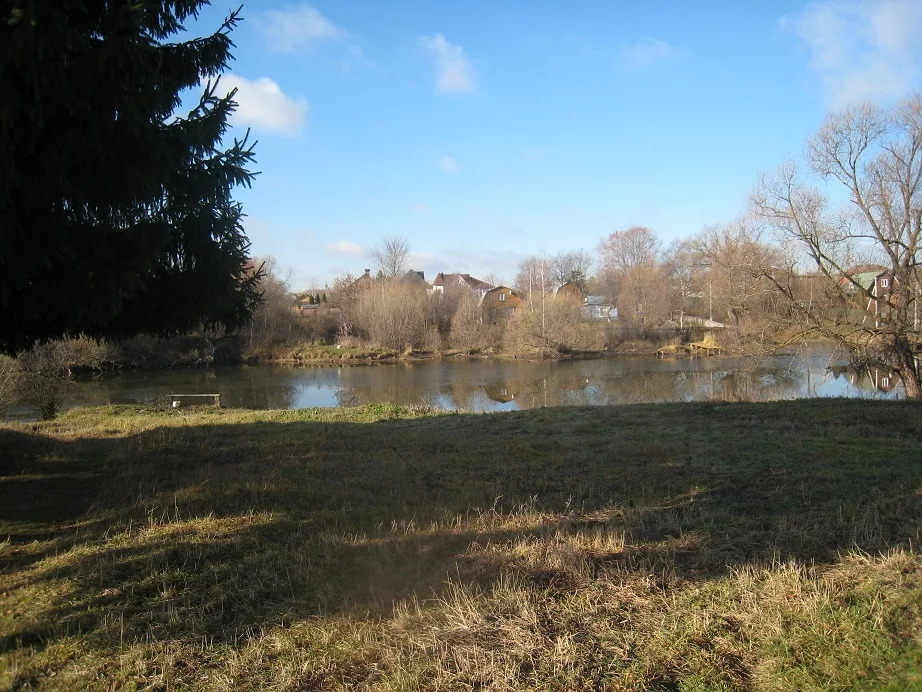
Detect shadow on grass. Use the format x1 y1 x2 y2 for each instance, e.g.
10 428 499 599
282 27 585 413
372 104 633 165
1 399 921 664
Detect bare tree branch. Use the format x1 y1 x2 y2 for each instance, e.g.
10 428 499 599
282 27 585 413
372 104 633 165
373 235 411 279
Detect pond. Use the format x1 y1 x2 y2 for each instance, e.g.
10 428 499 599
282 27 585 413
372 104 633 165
54 349 903 414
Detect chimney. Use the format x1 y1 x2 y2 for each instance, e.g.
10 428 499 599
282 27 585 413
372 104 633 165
364 269 370 276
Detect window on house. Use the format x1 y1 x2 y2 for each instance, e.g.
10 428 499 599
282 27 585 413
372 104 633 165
880 278 889 288
499 293 505 301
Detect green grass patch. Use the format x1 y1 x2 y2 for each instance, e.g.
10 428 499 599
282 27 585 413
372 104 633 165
1 399 921 689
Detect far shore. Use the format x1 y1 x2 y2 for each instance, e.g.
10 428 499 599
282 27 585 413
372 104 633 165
252 340 812 368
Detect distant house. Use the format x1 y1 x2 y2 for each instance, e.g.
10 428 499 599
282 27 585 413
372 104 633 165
400 269 430 289
580 295 618 321
293 290 331 316
430 272 493 298
840 265 895 323
350 268 376 292
553 281 583 303
293 293 317 314
480 286 524 325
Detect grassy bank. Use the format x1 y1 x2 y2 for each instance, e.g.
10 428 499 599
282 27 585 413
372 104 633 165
1 400 921 689
264 342 404 364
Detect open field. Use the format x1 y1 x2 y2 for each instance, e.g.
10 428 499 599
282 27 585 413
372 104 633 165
1 400 921 689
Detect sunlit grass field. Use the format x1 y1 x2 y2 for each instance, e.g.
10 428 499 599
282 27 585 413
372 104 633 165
2 400 921 689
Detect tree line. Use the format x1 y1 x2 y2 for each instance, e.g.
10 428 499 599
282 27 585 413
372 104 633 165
313 93 922 396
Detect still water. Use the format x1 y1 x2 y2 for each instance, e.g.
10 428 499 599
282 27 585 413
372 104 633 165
62 350 902 413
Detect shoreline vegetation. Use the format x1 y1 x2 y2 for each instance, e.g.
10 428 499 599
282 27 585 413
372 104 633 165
7 328 815 374
262 341 783 366
2 400 921 689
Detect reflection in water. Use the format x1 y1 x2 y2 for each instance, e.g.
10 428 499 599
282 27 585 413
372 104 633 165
61 349 902 415
484 382 520 403
827 366 901 394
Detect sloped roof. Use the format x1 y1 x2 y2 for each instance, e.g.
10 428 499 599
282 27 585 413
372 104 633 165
840 265 889 291
554 281 582 294
432 272 493 291
401 269 429 286
349 269 374 290
484 285 521 295
478 285 522 305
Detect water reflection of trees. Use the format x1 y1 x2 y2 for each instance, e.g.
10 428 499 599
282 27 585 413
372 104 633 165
334 365 446 409
62 353 880 414
483 365 805 409
326 359 812 412
67 368 304 411
827 366 902 396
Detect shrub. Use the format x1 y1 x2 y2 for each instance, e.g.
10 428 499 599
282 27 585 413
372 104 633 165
0 353 19 415
17 341 72 419
504 297 605 356
352 281 435 350
449 292 498 351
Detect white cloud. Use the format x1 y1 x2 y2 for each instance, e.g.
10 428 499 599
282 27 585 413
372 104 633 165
407 251 438 270
781 0 922 106
254 4 347 52
222 75 308 135
324 239 367 256
438 155 460 174
341 44 373 73
419 33 475 93
620 37 678 69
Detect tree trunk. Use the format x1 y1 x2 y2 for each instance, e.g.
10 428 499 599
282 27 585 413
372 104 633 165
896 345 922 399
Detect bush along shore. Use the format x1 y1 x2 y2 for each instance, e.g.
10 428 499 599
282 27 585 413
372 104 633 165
2 398 921 689
4 326 788 373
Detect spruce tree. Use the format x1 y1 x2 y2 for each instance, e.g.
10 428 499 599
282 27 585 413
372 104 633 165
0 1 260 352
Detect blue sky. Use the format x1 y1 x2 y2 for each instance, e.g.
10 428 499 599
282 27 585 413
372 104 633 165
187 1 922 289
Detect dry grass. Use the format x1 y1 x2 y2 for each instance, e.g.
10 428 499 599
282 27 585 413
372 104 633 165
269 342 400 363
1 400 921 689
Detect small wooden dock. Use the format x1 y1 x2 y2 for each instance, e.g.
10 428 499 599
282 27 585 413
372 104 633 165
169 393 221 408
655 344 689 358
687 333 723 357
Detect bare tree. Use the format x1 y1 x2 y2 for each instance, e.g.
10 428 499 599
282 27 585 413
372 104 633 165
504 295 603 355
663 239 705 328
352 281 435 350
597 226 662 303
550 249 594 291
449 291 497 351
482 273 504 288
691 220 781 335
373 235 411 279
241 256 298 354
617 266 671 327
330 272 360 337
17 341 73 419
752 94 922 397
514 255 546 298
599 226 661 274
